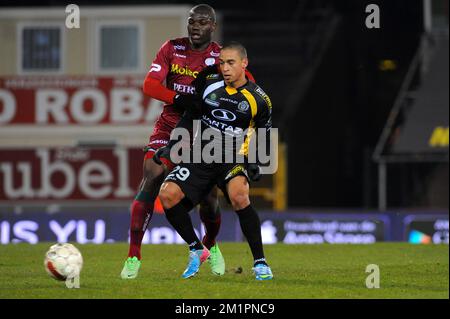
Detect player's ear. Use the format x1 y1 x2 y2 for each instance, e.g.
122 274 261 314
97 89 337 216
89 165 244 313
242 58 248 69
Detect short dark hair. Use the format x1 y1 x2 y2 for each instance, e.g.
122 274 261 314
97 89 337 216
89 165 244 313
189 4 216 23
221 41 247 59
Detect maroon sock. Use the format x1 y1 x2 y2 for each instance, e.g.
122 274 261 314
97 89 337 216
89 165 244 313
128 198 153 260
200 206 221 250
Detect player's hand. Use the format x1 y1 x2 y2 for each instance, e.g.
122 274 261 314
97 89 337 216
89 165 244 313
173 94 201 113
153 146 171 165
247 163 261 182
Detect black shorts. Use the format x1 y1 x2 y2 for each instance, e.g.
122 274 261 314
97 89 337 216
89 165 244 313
164 162 250 206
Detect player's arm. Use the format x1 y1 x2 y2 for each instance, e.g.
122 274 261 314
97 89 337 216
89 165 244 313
153 69 211 165
142 40 177 104
143 77 177 104
255 102 272 133
254 95 273 155
192 64 218 94
152 110 197 165
166 63 241 110
167 66 213 139
171 64 215 115
248 91 273 180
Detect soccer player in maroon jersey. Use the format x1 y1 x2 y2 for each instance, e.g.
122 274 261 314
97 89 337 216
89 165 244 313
121 4 226 279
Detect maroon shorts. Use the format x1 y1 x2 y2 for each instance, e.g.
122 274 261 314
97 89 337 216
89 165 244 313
144 119 176 170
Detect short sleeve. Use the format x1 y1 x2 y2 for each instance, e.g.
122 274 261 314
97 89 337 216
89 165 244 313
146 40 173 82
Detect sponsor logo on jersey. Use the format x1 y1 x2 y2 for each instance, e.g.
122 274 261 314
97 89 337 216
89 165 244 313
224 165 248 181
220 97 239 105
174 53 186 58
149 63 162 73
170 64 199 78
205 98 220 107
174 45 186 50
174 83 195 94
255 86 272 108
149 139 169 145
205 58 216 66
202 115 243 135
238 101 250 112
211 109 237 122
210 51 220 57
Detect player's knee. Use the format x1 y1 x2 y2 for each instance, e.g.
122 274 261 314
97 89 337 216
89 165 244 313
229 192 250 211
141 160 165 192
159 182 183 209
145 159 165 178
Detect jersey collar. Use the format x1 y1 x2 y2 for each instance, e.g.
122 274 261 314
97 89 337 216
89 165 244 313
225 78 249 95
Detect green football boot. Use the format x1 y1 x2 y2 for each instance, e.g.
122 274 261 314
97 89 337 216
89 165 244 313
208 243 225 276
120 256 141 279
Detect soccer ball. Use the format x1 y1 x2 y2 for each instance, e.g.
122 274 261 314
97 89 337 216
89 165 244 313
44 243 83 281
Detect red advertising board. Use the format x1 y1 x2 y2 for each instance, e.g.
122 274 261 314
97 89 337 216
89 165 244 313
0 76 160 126
1 76 166 208
1 147 143 201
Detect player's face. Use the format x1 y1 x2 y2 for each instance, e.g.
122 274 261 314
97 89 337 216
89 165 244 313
187 12 216 48
219 49 248 87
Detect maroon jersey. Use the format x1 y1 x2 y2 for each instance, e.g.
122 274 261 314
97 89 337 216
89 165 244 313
147 37 221 128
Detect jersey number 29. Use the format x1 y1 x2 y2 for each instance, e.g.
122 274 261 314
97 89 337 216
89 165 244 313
167 166 190 181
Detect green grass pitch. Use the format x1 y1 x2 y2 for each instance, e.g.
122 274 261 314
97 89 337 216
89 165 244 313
0 243 448 299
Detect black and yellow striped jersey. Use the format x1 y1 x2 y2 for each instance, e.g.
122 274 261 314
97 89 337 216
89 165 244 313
189 67 272 158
